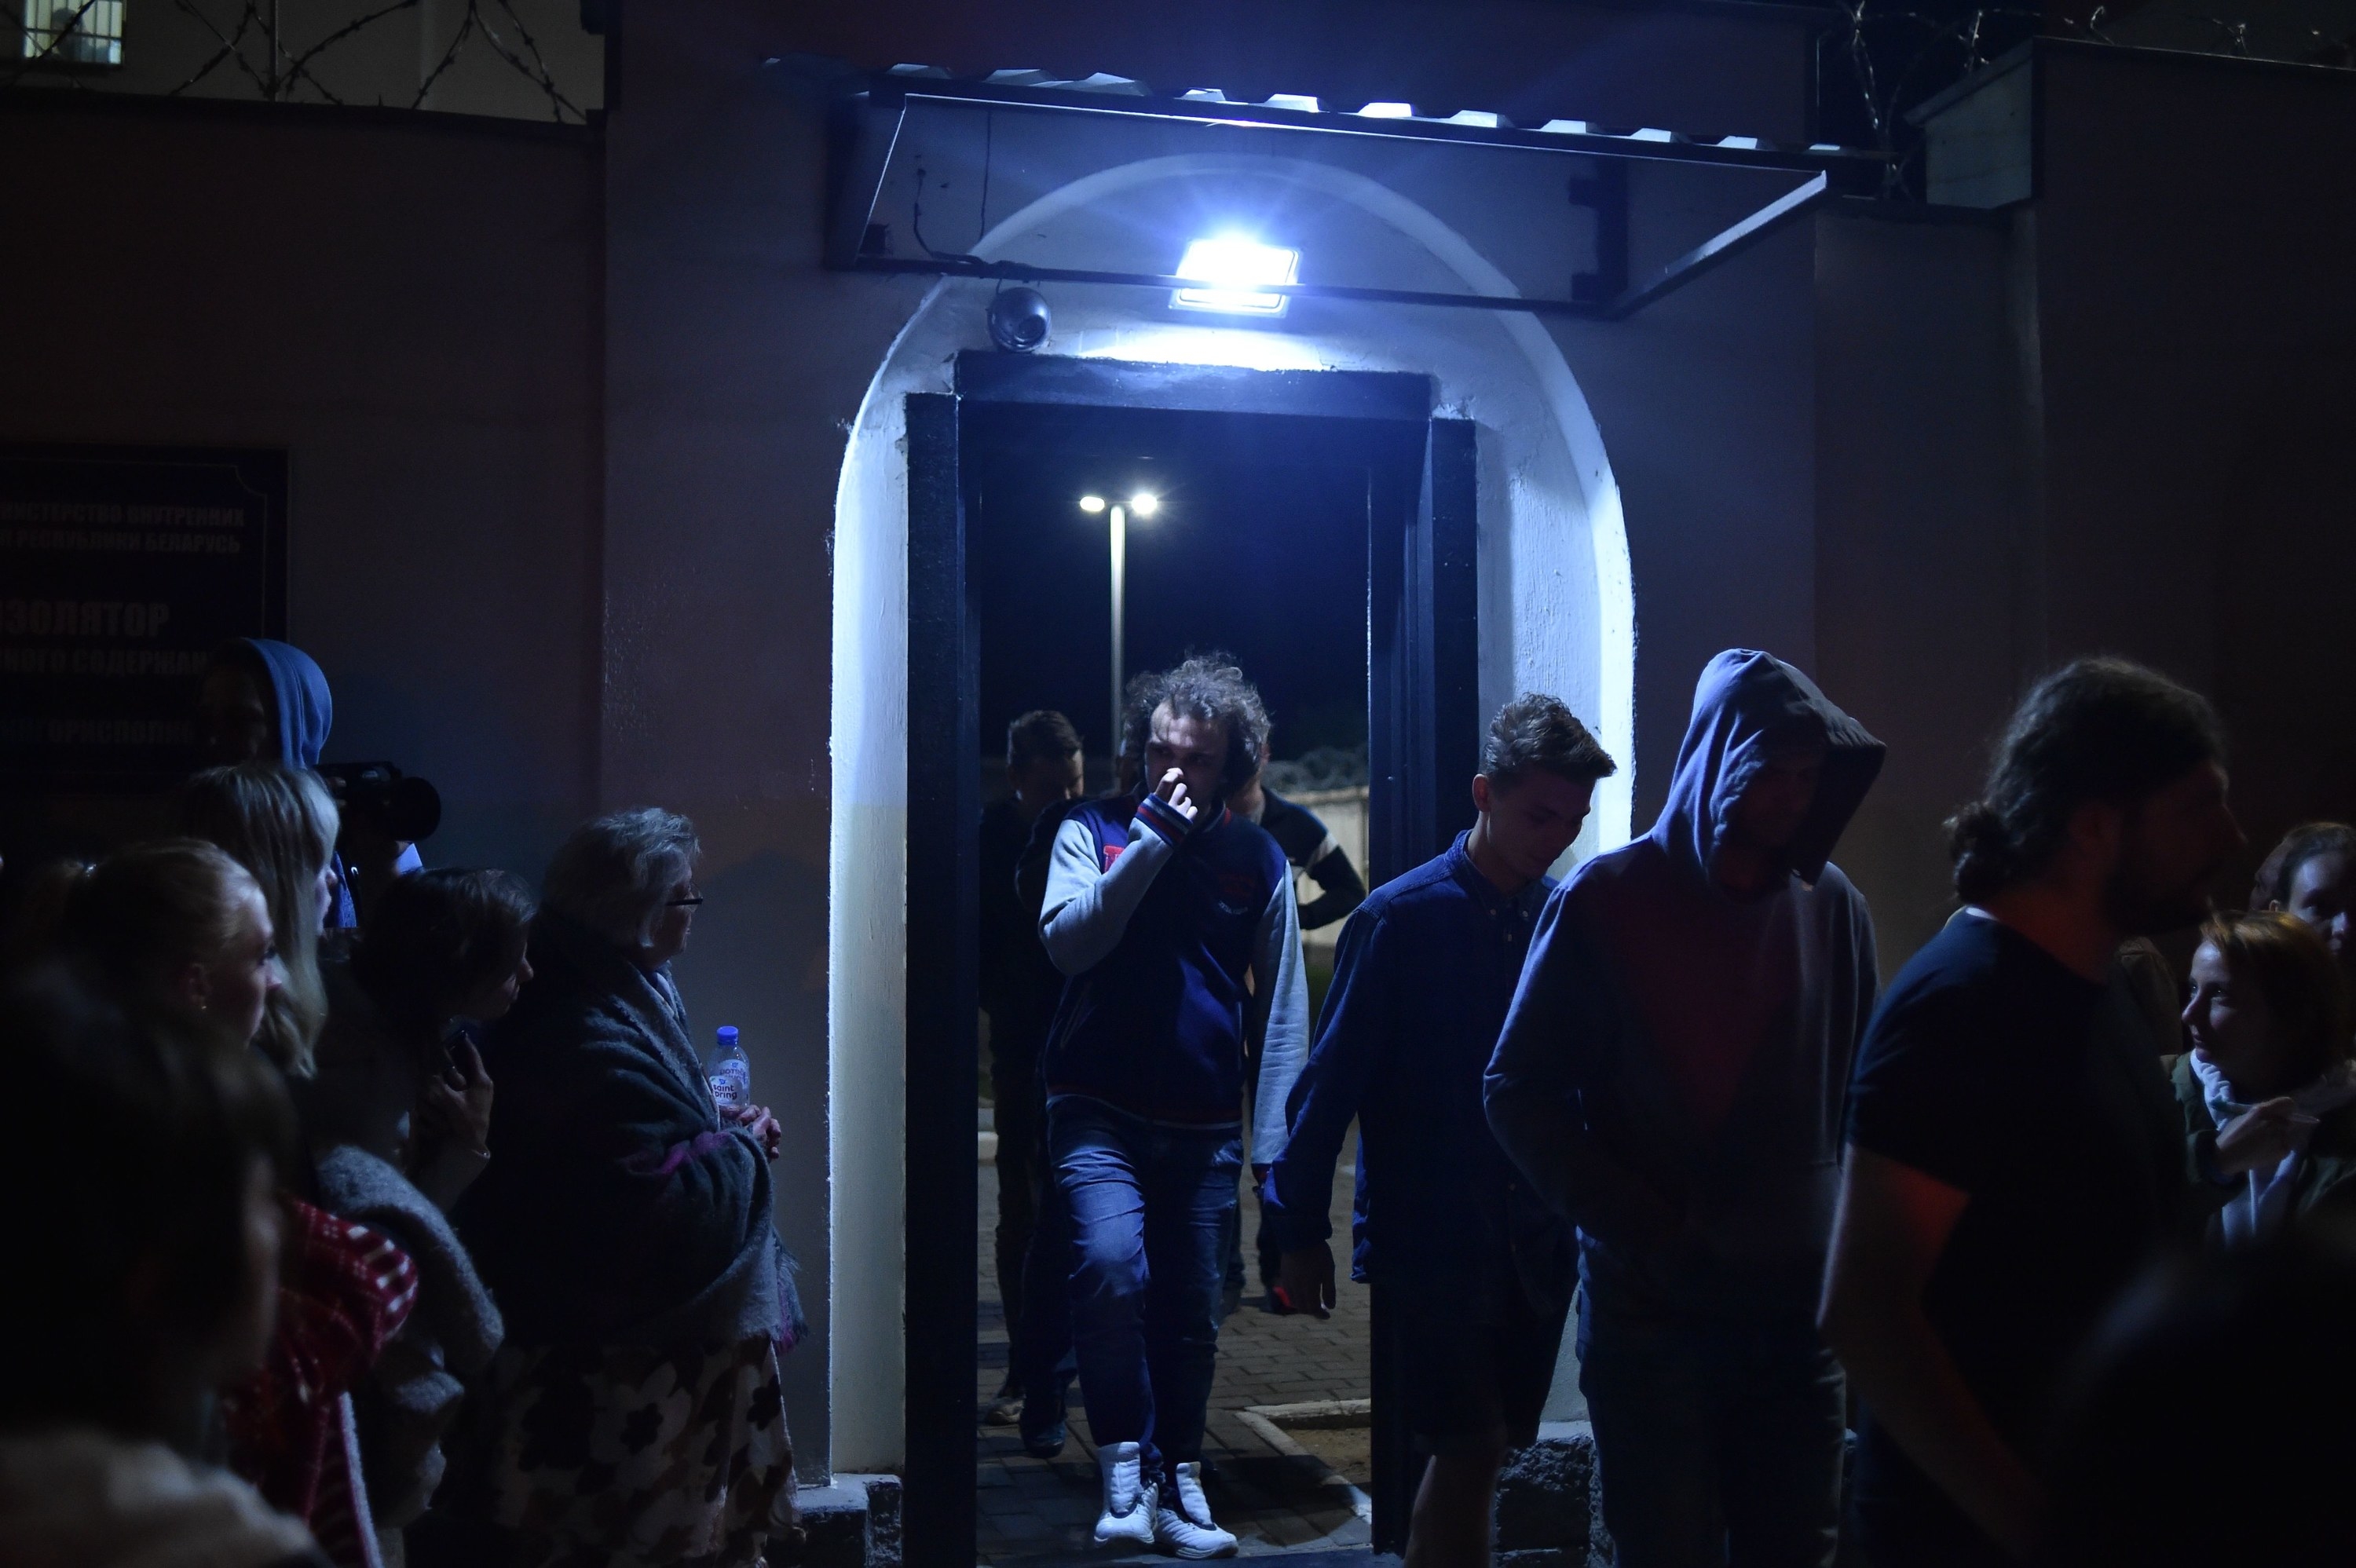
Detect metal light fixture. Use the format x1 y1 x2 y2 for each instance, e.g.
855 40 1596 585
1171 237 1299 316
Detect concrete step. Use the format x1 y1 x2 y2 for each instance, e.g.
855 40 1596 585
775 1472 902 1568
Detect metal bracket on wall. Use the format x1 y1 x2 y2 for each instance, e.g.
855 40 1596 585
824 74 1874 320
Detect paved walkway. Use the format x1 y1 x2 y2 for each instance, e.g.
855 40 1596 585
977 1153 1374 1564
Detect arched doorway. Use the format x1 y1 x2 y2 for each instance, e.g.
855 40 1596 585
826 152 1633 1557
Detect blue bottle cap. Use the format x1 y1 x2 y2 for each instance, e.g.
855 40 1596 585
717 1025 740 1047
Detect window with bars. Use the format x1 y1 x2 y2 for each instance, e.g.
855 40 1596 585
21 0 123 67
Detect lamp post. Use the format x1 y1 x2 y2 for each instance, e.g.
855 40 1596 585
1081 491 1158 761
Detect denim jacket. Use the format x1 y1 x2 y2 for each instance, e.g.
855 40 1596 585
1263 833 1575 1323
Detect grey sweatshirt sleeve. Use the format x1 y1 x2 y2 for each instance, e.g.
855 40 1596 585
1246 872 1311 1167
1039 810 1177 975
1484 886 1628 1233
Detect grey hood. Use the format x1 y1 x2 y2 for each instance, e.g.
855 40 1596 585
1651 649 1884 889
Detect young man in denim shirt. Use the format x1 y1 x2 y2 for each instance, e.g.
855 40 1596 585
1265 694 1616 1566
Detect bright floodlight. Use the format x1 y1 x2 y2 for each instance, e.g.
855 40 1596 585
1129 492 1160 517
1172 236 1299 316
1358 101 1414 119
1078 494 1107 513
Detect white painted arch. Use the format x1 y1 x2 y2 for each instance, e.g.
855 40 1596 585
825 150 1634 1468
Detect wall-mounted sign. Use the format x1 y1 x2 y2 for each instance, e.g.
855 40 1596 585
1 444 287 790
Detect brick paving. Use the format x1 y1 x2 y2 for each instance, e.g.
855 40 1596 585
977 1150 1374 1564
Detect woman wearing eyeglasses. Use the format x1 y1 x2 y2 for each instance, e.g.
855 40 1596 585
444 809 801 1568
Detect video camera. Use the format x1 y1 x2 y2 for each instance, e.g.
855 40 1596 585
316 761 442 845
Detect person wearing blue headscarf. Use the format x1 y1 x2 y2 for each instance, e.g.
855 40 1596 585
199 638 335 769
197 639 420 924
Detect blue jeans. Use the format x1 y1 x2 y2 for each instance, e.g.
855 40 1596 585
1048 1096 1242 1470
1579 1299 1846 1568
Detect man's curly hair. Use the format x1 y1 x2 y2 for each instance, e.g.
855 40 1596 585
1119 653 1271 799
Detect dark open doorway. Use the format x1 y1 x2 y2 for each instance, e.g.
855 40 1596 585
905 354 1477 1565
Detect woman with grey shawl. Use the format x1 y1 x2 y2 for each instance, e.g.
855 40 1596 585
447 810 801 1568
300 868 532 1566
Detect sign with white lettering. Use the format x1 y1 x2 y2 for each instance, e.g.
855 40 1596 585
1 445 287 788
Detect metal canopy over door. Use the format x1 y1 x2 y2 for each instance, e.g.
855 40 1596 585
903 353 1480 1563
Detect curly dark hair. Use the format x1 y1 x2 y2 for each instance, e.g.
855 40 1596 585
1482 693 1616 793
1119 653 1271 799
2252 822 2356 913
1947 657 2226 903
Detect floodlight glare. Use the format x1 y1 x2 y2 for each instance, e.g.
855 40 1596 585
1129 492 1160 517
1358 101 1414 119
1172 237 1299 316
1078 495 1107 513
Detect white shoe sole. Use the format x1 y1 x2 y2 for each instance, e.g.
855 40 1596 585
1093 1512 1156 1547
1153 1515 1238 1559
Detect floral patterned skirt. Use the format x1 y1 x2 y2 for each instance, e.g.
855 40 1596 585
451 1337 793 1568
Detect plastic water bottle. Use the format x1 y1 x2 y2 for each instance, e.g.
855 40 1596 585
708 1025 751 1114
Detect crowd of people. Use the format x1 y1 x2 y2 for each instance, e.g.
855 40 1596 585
9 628 2356 1568
982 649 2356 1567
0 638 802 1568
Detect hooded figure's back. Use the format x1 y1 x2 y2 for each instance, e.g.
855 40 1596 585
1487 650 1884 1318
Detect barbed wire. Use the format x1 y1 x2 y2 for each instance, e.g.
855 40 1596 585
1820 2 2356 199
6 0 587 121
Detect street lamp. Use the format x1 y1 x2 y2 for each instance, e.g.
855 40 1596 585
1081 491 1158 755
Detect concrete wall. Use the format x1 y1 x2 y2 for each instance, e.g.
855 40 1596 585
1813 205 2029 972
1813 46 2356 982
2033 45 2356 891
0 93 603 879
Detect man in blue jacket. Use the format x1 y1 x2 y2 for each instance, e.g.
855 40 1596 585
1037 654 1309 1558
1487 650 1883 1568
1265 693 1617 1568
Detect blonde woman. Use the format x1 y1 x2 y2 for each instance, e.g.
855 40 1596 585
48 840 282 1045
49 836 415 1568
182 763 342 1078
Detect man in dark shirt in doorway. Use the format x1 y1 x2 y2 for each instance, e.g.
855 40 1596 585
978 710 1085 1423
1487 651 1886 1568
1227 755 1368 1302
1822 658 2270 1566
1231 762 1368 933
1264 693 1615 1567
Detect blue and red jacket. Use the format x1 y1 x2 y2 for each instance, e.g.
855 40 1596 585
1037 791 1309 1158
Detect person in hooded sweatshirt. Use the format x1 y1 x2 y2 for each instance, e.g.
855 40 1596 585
1486 649 1884 1568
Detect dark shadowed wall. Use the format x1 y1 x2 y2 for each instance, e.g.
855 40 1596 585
2033 45 2356 901
0 96 604 881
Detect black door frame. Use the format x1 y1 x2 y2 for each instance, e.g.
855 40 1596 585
904 351 1480 1564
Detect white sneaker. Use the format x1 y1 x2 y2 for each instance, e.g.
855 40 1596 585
1094 1441 1158 1547
1154 1461 1238 1559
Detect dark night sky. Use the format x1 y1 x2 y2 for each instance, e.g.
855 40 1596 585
966 404 1372 766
